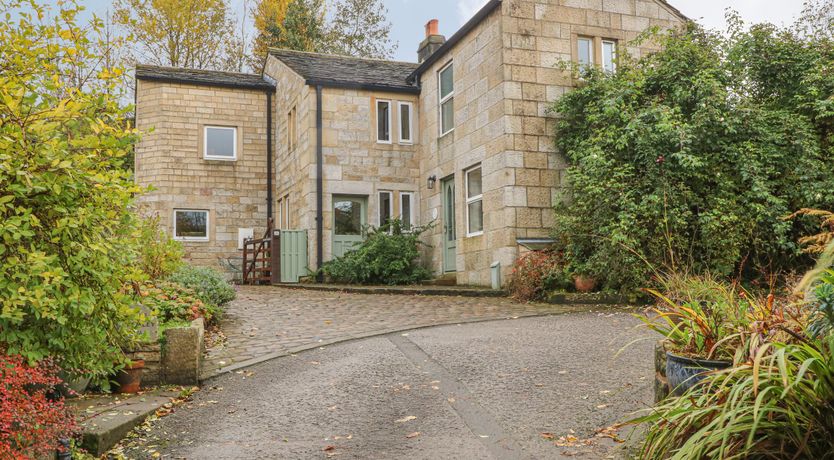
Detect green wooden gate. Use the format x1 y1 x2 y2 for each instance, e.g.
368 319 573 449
279 230 308 283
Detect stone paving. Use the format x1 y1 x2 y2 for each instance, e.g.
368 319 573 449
201 286 616 380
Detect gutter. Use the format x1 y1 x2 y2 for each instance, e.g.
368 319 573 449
305 79 420 95
315 85 324 280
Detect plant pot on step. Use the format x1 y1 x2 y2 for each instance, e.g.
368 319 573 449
116 360 145 394
666 352 731 396
573 275 597 293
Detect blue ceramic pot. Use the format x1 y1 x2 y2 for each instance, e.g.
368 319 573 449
666 351 731 396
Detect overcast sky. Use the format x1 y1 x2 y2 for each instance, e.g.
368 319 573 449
43 0 808 63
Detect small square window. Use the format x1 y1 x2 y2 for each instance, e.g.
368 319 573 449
377 100 391 143
204 126 236 160
174 209 209 241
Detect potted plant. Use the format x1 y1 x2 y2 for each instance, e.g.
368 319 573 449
639 275 800 395
573 272 597 293
115 359 145 394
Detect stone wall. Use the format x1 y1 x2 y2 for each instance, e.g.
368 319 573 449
135 80 274 276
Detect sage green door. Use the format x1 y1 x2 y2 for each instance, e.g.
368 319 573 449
441 176 457 272
332 195 367 259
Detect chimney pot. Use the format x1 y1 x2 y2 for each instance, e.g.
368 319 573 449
425 19 439 38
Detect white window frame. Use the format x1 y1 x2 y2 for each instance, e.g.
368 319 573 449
277 198 284 230
602 40 617 73
378 190 393 226
464 165 484 237
577 37 594 69
438 62 454 136
203 126 237 161
376 99 392 144
173 209 210 242
282 195 289 229
398 102 413 144
399 191 415 229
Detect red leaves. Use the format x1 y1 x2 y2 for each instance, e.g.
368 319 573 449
0 354 77 459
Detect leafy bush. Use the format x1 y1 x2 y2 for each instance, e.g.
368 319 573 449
136 214 184 279
507 250 569 301
0 0 143 383
0 354 76 459
138 281 219 325
322 220 432 285
167 265 236 312
550 19 834 292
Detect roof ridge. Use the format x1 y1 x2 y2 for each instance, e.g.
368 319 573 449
268 48 418 67
135 64 264 78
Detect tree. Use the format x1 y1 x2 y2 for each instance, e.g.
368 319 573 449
250 0 326 68
326 0 397 59
549 16 834 292
0 0 144 384
250 0 397 67
113 0 240 70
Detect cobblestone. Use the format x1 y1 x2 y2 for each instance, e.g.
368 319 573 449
202 286 615 379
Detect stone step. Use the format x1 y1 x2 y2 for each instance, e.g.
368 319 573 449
68 389 181 456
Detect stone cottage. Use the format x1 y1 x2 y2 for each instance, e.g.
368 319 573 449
134 0 686 286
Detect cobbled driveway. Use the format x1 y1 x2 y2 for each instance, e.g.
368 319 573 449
202 286 604 379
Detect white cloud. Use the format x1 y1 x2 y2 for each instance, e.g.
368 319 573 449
457 0 490 26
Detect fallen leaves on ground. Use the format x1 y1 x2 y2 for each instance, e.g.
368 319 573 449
406 432 420 439
395 415 416 423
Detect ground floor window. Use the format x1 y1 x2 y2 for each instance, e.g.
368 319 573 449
379 191 393 227
465 165 483 236
399 192 414 229
174 209 209 241
277 195 289 229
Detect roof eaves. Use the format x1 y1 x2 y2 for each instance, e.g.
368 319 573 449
657 0 690 22
305 78 420 94
407 0 502 84
135 66 275 92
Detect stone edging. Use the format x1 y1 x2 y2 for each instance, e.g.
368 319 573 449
271 283 507 297
200 304 625 381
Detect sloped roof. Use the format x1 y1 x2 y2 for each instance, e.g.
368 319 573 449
269 49 420 94
135 65 275 91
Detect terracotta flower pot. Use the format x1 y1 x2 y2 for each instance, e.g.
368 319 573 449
116 360 145 394
573 275 597 293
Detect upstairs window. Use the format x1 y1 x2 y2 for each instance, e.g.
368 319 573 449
602 40 617 73
577 37 594 70
439 62 454 135
398 102 413 144
377 100 392 143
174 209 209 241
465 165 483 236
204 126 236 160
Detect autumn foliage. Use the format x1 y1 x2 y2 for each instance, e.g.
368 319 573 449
0 354 76 459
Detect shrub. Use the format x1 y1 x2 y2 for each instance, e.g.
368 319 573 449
167 265 236 312
550 20 834 292
322 220 432 285
136 214 184 279
138 281 219 325
0 354 76 459
507 250 569 301
0 0 143 383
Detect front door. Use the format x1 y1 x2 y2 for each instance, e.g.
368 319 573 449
332 195 367 259
441 177 457 272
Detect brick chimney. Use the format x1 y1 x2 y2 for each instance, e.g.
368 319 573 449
418 19 446 63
